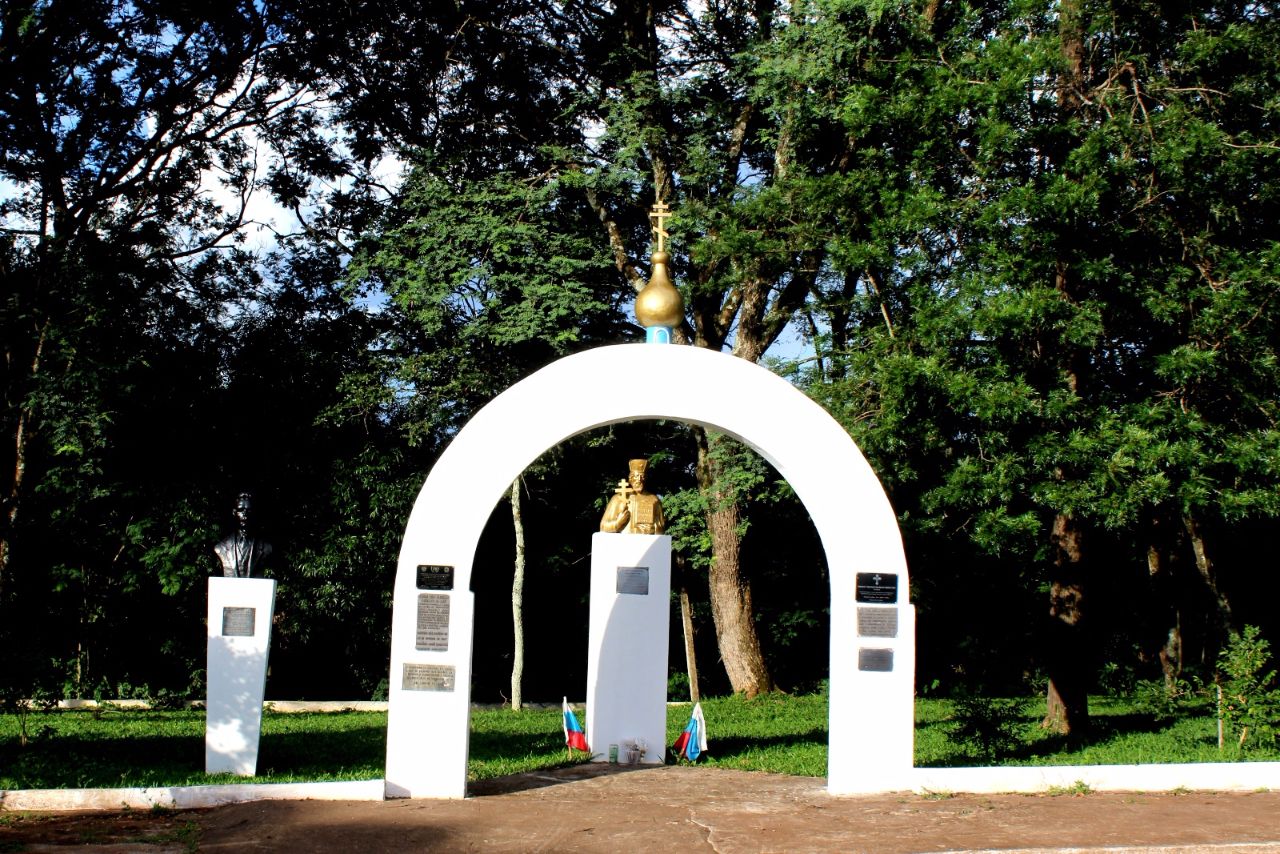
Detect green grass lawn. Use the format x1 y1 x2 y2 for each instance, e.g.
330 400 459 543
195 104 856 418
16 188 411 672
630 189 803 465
2 693 1277 789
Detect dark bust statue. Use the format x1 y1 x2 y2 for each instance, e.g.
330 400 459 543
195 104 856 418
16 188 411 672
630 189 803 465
213 492 272 578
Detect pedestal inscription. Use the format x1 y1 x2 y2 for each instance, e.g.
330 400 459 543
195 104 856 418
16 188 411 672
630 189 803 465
402 663 456 692
855 573 898 604
616 566 650 595
221 607 256 637
857 606 898 638
858 648 894 672
415 593 450 651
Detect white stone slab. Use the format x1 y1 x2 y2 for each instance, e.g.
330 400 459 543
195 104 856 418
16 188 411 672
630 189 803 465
0 779 384 811
586 533 671 764
906 762 1280 795
205 577 276 776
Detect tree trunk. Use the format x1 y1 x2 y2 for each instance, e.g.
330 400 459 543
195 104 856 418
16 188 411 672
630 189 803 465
1147 538 1183 690
696 429 775 697
510 479 526 711
1042 511 1089 734
0 321 47 601
1040 2 1093 736
1183 513 1233 642
675 553 701 703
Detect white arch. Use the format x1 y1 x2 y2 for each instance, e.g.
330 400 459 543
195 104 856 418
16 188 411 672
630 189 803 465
385 344 915 797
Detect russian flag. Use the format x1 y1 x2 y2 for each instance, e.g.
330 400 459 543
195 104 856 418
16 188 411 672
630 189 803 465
562 697 589 752
671 702 707 761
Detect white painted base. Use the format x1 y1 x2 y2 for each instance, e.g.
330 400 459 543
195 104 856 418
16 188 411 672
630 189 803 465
586 533 671 764
827 603 917 794
384 590 475 799
905 762 1280 795
205 577 276 776
0 779 385 811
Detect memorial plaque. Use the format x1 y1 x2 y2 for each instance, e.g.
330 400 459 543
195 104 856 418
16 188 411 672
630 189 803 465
855 572 898 604
857 606 898 638
858 647 894 672
416 564 454 591
616 566 649 595
221 606 256 637
402 663 456 692
415 593 450 651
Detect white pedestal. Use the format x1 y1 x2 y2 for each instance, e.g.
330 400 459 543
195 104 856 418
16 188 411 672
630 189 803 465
206 577 276 776
586 532 671 764
384 588 475 799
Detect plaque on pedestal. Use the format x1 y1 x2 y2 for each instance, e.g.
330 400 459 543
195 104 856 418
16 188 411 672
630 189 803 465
855 573 898 604
415 593 450 652
221 607 256 637
856 606 898 638
616 566 650 595
416 564 454 590
402 663 456 692
858 647 894 672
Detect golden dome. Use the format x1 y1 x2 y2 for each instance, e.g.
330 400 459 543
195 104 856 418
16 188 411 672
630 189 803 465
635 251 684 329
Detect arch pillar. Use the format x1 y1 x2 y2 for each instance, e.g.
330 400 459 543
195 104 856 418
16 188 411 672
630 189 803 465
385 344 914 797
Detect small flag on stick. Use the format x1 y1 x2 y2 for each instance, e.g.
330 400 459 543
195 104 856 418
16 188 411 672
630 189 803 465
672 702 707 761
562 697 589 752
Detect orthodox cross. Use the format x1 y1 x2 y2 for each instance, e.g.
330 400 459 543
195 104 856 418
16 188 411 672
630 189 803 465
650 200 671 253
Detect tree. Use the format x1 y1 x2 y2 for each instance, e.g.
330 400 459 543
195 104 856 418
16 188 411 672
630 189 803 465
793 0 1280 727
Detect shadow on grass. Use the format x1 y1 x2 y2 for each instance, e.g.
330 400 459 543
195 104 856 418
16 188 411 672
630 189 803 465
256 723 386 777
468 728 566 763
698 727 828 759
1 732 205 788
916 709 1187 767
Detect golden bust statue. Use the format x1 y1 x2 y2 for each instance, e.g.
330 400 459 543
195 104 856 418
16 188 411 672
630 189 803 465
599 459 667 535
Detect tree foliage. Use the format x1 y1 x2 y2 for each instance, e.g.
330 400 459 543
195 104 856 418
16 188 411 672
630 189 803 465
1 0 1277 711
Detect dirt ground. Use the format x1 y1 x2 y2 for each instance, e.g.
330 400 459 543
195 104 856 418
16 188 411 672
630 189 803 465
4 765 1280 853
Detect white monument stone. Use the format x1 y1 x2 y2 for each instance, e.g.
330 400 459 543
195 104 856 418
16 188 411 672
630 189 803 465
205 576 276 776
586 532 671 764
384 343 914 798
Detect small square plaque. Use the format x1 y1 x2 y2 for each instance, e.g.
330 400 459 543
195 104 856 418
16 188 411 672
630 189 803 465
402 663 456 692
616 566 649 595
415 593 450 652
416 564 454 590
857 606 898 638
855 573 898 604
221 607 256 637
858 648 894 672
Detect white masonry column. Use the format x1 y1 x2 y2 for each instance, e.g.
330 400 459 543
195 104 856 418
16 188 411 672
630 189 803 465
205 577 276 776
585 532 671 764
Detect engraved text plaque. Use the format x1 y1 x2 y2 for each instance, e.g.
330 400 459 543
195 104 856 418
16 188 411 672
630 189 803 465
221 607 256 637
855 573 898 604
415 593 450 651
857 607 898 638
616 566 649 595
858 648 894 672
402 663 456 692
416 564 454 590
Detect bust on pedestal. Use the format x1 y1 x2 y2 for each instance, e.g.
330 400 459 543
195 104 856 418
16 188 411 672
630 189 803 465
206 492 276 776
